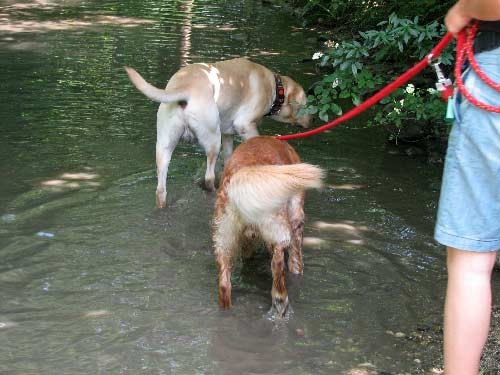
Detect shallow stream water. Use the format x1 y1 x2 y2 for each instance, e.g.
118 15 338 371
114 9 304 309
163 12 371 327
1 1 499 374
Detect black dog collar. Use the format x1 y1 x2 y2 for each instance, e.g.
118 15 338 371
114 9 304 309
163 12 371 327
266 75 285 116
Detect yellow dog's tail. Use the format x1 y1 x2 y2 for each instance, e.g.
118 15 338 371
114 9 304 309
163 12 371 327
124 67 190 104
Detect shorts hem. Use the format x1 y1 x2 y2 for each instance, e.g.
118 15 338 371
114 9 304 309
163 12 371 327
434 227 500 252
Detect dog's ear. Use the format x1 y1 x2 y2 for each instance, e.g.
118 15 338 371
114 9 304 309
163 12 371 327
276 76 311 127
282 76 307 107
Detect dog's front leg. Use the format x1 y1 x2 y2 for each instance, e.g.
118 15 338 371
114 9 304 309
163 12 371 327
234 121 258 141
271 243 289 318
221 134 233 163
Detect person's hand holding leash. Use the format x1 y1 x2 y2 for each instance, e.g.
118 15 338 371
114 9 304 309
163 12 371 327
445 0 500 34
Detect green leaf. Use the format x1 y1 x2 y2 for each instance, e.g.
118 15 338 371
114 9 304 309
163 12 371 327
331 103 342 115
340 61 350 70
308 106 318 115
351 94 361 106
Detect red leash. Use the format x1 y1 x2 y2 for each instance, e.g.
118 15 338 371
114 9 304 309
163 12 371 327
455 21 500 113
277 23 499 141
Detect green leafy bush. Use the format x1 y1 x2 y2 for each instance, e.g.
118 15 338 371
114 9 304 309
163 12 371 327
304 13 453 141
288 0 454 30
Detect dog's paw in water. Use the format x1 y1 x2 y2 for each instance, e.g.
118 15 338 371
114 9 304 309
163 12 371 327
266 301 294 322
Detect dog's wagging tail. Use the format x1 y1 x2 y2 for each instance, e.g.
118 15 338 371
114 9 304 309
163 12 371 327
124 66 190 107
227 164 323 222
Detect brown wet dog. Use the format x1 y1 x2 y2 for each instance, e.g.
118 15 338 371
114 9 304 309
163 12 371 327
212 136 323 318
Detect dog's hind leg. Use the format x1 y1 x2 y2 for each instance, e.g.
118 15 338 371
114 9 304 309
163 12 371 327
271 243 289 318
213 208 241 309
216 252 233 309
156 104 185 208
287 192 305 275
201 140 220 192
191 104 221 192
259 215 292 318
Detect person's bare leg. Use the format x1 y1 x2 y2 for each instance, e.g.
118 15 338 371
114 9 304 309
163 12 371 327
444 246 497 375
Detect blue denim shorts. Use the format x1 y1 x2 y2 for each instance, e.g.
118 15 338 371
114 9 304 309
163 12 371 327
434 46 500 252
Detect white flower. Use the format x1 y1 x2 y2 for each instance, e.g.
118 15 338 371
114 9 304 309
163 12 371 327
405 83 415 94
394 108 401 114
427 88 438 95
399 99 405 107
325 40 340 49
332 78 340 88
312 52 324 60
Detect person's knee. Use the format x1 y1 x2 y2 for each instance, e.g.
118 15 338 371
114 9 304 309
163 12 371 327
447 246 497 280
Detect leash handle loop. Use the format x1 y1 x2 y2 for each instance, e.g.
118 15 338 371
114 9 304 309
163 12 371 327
455 21 500 113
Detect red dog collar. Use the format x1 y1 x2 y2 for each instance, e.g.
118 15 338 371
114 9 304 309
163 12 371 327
267 75 285 116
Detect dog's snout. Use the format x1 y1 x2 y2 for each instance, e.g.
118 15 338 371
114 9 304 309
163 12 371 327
297 113 312 128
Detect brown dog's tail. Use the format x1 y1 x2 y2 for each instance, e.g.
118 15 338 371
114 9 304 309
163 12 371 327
227 164 323 222
124 67 190 104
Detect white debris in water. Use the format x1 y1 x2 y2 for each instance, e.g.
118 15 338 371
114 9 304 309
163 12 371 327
2 214 16 223
42 281 50 292
0 321 18 330
37 231 55 238
84 310 111 318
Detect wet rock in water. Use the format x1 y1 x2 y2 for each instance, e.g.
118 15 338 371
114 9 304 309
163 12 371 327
430 368 444 374
345 367 379 375
295 328 305 337
427 150 443 164
385 330 406 338
404 146 425 157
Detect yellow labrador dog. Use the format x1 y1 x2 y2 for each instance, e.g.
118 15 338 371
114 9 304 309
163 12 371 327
125 58 311 208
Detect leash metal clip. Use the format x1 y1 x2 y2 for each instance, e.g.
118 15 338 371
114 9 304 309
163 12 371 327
428 55 454 101
428 54 455 122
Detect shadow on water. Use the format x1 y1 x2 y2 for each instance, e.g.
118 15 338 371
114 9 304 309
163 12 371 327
1 1 499 374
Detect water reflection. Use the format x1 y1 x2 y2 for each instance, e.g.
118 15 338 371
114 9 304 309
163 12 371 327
40 170 100 192
0 1 154 35
178 0 194 67
209 315 300 375
314 220 370 245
